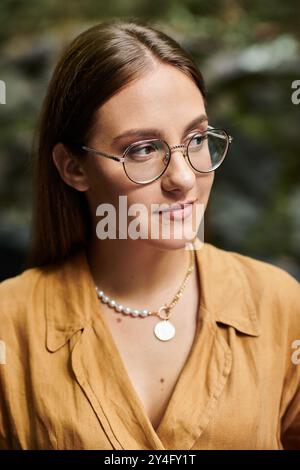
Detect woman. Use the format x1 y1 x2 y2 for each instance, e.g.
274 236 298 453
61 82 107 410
0 19 299 450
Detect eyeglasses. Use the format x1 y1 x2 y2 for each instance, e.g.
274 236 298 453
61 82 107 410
77 125 233 185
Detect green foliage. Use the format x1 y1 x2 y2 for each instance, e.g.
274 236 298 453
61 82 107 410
0 0 299 277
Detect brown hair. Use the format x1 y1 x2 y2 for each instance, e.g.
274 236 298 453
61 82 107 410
27 18 206 268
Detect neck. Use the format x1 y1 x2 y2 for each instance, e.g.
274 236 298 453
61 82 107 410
86 236 194 309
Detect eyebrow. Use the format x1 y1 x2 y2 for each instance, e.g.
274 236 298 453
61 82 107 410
111 114 208 146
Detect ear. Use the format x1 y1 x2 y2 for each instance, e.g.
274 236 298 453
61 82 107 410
52 143 90 192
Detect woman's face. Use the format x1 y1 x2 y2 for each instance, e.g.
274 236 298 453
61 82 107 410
81 63 214 250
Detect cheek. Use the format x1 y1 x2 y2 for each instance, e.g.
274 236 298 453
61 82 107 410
196 173 214 204
85 162 157 230
126 185 156 215
198 172 214 192
85 161 134 205
124 184 162 234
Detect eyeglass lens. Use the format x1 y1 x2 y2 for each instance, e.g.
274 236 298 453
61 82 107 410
124 129 229 183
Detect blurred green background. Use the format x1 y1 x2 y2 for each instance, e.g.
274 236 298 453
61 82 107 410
0 0 299 280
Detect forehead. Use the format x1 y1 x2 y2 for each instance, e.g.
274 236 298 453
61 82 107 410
95 63 205 135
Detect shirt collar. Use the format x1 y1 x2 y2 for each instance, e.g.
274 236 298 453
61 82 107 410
194 238 260 337
44 250 97 352
44 239 260 352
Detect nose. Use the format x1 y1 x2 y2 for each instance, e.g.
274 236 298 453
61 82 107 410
161 144 195 191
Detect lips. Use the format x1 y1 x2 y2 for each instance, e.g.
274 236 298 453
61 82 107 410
155 199 197 214
161 202 195 221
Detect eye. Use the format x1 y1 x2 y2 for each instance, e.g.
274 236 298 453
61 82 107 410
185 127 207 142
188 133 206 148
126 142 160 160
135 144 155 154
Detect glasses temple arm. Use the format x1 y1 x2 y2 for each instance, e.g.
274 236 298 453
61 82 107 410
81 145 124 162
207 127 233 143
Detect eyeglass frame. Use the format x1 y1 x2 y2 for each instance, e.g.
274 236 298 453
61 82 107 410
77 125 233 185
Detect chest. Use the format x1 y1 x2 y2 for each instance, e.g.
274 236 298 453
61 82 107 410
99 282 200 430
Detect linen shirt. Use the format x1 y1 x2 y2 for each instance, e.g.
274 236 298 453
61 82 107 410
0 240 300 450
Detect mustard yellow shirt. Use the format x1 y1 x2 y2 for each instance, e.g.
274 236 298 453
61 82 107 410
0 241 300 450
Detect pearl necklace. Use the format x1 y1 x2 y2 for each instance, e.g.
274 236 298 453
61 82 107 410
95 246 195 342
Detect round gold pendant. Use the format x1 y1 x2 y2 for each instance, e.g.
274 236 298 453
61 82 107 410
154 320 175 341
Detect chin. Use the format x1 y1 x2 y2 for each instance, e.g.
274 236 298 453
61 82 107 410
142 237 198 252
122 201 205 250
139 202 204 250
138 218 202 251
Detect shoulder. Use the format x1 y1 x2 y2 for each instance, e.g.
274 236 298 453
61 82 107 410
0 249 88 341
228 245 299 310
0 266 43 308
0 267 47 345
205 242 299 299
0 266 43 297
204 242 300 335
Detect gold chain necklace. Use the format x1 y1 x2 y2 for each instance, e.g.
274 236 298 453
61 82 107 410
95 244 195 341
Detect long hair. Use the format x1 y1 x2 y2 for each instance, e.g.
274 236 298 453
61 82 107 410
27 18 206 268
